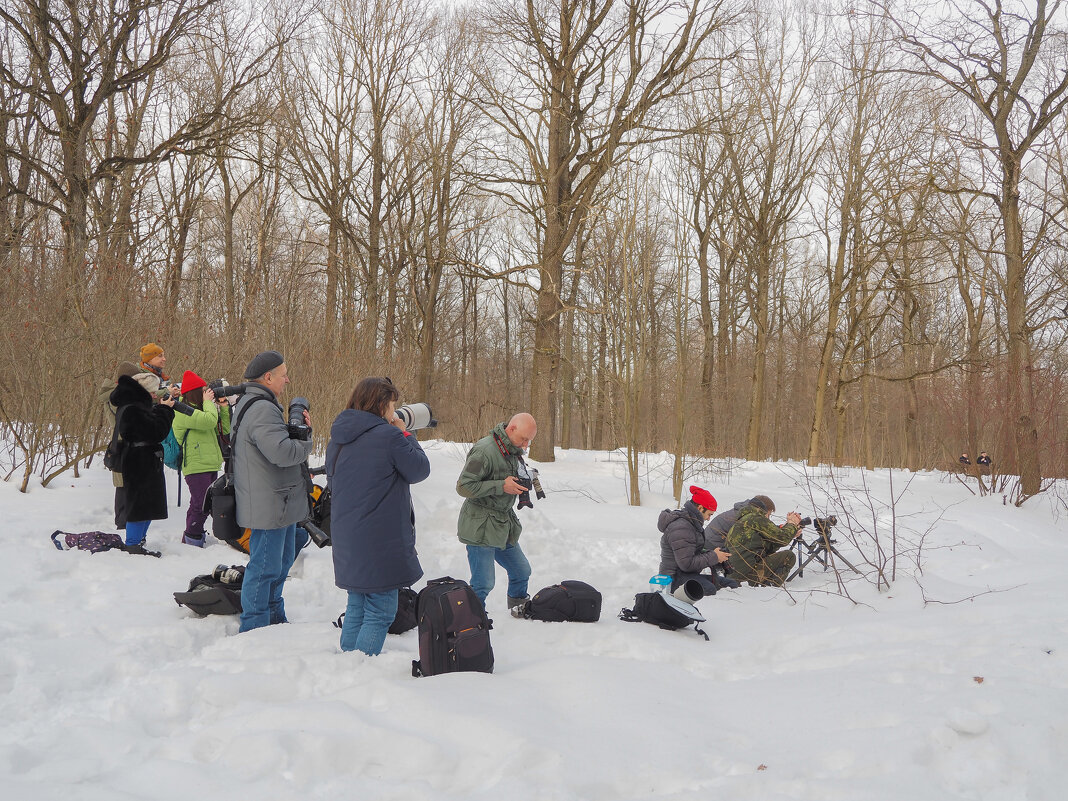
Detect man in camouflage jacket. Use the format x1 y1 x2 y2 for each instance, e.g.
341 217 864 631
456 413 538 608
725 498 802 587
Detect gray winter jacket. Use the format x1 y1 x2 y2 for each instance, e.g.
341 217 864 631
232 384 313 530
658 500 723 576
704 499 753 550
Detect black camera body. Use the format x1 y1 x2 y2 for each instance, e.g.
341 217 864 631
515 474 534 510
799 515 838 537
287 397 312 440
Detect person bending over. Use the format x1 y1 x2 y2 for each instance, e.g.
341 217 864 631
725 496 801 587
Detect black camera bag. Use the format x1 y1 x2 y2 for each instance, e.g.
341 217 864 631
389 586 419 634
332 587 420 636
102 407 128 472
522 580 602 622
174 566 245 616
619 592 708 640
204 396 267 543
412 577 494 677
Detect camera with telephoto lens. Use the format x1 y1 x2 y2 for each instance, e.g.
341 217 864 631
395 402 437 431
212 383 248 398
287 397 312 440
799 515 838 536
170 399 195 416
212 564 244 585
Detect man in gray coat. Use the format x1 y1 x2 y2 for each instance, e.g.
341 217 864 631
233 350 314 632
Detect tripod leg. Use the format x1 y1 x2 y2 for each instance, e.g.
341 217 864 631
787 546 823 582
828 545 862 575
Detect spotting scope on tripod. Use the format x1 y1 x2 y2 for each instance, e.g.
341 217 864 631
787 514 862 582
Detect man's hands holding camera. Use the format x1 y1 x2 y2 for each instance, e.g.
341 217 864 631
503 475 525 495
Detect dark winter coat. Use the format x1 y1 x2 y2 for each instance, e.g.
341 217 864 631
109 375 175 522
704 498 753 551
327 409 431 594
658 500 723 576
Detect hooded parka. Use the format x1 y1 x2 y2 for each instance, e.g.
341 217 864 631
108 375 175 522
327 410 431 593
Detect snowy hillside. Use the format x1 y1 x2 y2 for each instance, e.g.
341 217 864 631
2 442 1065 800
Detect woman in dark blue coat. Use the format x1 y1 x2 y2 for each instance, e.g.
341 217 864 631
327 377 431 655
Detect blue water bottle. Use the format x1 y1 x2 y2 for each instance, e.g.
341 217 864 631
649 574 672 595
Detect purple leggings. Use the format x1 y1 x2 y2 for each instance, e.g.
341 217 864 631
184 471 217 537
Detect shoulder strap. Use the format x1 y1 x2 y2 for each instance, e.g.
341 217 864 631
112 405 127 444
224 395 268 476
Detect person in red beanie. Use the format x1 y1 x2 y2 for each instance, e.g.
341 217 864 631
171 370 231 547
656 485 735 597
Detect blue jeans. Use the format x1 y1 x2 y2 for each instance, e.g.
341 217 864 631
124 520 151 547
239 524 297 632
466 542 531 603
340 590 399 655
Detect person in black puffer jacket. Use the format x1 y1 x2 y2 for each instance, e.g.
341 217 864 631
658 485 735 597
109 375 175 550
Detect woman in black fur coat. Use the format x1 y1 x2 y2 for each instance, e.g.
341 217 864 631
108 375 176 549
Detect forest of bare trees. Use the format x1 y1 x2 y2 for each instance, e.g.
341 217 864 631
1 0 1066 502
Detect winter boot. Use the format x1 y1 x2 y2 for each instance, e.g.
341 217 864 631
507 595 530 618
182 532 207 548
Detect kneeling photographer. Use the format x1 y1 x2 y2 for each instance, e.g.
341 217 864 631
231 350 314 633
724 496 801 587
658 486 735 597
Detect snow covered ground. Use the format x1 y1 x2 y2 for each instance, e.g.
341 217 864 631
2 441 1066 800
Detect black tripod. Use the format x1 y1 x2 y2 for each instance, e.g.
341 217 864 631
787 519 862 582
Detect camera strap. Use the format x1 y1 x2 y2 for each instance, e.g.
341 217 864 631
223 396 268 476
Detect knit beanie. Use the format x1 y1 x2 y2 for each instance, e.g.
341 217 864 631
140 343 164 363
244 350 285 379
180 370 207 394
115 361 139 380
689 485 717 512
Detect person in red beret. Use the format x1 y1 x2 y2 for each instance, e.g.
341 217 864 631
656 485 734 597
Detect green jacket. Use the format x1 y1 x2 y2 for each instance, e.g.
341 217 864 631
171 402 231 475
726 505 799 575
456 423 523 548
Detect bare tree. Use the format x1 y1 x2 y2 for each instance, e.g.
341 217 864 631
885 0 1068 496
470 0 730 461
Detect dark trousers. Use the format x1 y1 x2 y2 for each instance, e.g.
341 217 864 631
183 471 217 538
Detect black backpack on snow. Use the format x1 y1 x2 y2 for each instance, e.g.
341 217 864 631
389 586 419 634
520 580 602 622
331 587 420 635
411 577 494 677
173 565 245 616
619 592 709 640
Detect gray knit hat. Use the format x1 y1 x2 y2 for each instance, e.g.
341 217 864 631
244 350 285 379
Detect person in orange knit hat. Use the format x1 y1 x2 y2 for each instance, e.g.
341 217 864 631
656 485 736 597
